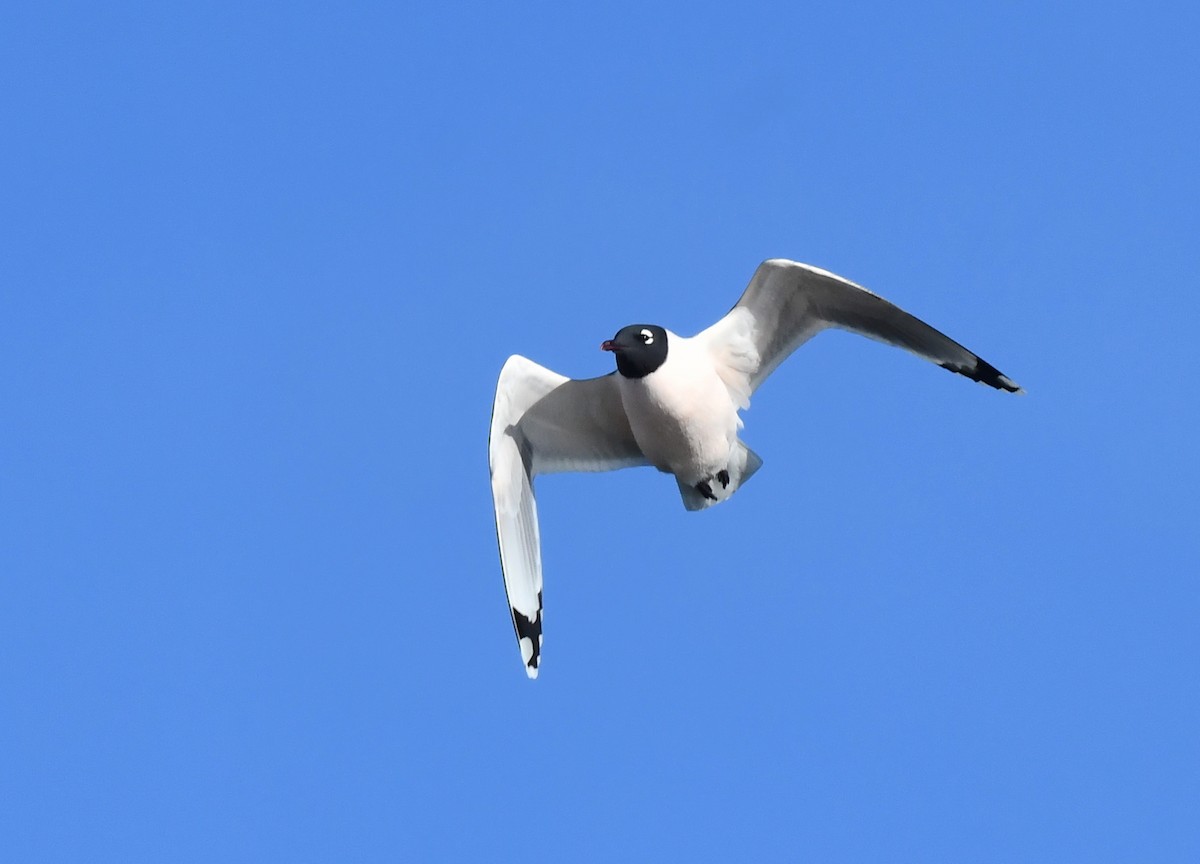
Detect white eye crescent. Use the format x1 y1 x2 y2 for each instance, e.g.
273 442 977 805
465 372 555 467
639 328 654 345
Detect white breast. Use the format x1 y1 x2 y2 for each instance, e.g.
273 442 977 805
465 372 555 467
617 331 740 483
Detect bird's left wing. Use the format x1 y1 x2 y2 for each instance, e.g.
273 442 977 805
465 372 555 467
489 355 648 678
698 259 1023 397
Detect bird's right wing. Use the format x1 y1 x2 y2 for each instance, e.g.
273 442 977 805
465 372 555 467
488 355 647 678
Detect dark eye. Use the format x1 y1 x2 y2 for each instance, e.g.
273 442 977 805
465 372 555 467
638 328 654 345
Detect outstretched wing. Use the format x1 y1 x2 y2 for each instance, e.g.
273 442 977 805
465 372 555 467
699 259 1023 395
488 355 647 678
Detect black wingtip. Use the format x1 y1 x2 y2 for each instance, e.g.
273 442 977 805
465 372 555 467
511 590 543 677
940 358 1023 393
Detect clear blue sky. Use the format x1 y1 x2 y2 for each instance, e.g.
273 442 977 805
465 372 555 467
3 2 1197 861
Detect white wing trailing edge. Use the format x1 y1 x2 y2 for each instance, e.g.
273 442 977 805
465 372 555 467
488 356 647 678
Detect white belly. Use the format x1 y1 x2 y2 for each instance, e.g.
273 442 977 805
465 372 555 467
617 340 740 483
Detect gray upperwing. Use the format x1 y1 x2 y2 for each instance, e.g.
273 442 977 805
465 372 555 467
702 259 1022 394
488 356 647 678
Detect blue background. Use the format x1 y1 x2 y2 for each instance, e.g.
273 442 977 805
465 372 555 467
3 2 1197 861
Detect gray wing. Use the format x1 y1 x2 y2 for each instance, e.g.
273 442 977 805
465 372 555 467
488 355 647 678
700 259 1023 394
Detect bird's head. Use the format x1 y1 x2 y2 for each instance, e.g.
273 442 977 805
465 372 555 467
601 324 669 379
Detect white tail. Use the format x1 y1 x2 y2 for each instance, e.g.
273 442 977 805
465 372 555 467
675 441 763 512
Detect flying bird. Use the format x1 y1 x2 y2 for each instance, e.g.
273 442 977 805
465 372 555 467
489 259 1022 678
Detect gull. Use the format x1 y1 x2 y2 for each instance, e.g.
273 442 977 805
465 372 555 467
489 259 1022 677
